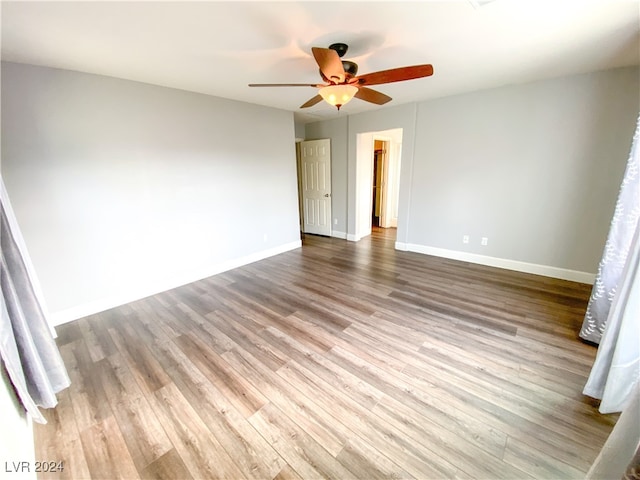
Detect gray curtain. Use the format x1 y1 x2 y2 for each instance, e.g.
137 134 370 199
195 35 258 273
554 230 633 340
1 189 70 424
580 114 640 344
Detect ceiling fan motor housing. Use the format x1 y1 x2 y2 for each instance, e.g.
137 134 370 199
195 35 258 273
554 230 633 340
319 60 358 82
342 61 358 77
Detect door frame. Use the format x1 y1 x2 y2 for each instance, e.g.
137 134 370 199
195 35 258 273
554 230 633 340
297 138 332 236
373 139 391 228
353 128 403 241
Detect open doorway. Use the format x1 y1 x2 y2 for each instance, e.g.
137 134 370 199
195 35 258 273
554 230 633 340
354 128 402 242
372 139 392 228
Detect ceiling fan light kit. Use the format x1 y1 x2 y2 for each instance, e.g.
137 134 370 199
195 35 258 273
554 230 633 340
249 42 433 111
319 84 358 110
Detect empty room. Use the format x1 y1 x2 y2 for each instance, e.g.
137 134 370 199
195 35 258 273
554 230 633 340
1 1 639 479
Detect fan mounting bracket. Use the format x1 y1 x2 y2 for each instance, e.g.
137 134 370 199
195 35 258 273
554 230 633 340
328 43 349 58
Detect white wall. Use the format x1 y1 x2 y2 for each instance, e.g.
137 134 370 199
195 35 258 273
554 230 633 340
304 67 639 281
1 62 301 323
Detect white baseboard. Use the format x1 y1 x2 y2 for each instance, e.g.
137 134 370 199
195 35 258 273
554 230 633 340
394 242 408 251
49 240 302 326
332 230 347 239
347 231 372 242
395 242 595 284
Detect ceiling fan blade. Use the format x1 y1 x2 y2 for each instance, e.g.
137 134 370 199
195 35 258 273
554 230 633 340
312 47 346 84
249 83 323 87
300 94 323 109
354 87 392 105
354 64 434 86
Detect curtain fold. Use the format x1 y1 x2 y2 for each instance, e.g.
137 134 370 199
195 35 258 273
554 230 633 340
580 114 640 344
586 382 640 479
1 183 70 424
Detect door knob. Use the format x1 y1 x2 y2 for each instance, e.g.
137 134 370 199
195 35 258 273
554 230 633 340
324 193 331 197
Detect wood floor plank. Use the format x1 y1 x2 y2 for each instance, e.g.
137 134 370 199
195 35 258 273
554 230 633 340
60 342 112 433
167 371 286 480
98 351 145 404
389 289 520 336
148 382 246 480
254 333 460 480
174 332 268 417
158 339 286 479
319 345 524 478
277 359 459 479
77 316 116 362
503 436 585 479
265 327 385 411
108 323 171 394
54 321 83 347
79 416 139 480
248 402 358 480
139 449 193 480
272 464 304 480
36 228 616 480
128 298 185 342
222 347 350 457
401 360 602 471
336 437 415 480
110 395 173 472
206 309 289 370
408 343 610 449
175 302 237 353
35 389 91 480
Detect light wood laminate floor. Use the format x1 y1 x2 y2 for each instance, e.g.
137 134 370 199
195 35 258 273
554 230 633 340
35 228 616 479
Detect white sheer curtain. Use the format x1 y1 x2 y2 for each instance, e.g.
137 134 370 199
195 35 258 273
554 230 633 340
586 382 640 478
583 221 639 413
580 115 640 344
582 114 640 414
1 178 70 423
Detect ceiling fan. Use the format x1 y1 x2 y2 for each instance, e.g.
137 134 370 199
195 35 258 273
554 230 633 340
249 43 434 110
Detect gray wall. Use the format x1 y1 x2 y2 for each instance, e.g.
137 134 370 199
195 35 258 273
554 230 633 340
1 62 301 322
409 67 638 273
306 66 639 277
294 121 306 140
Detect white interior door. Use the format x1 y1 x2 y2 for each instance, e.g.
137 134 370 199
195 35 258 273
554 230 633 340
300 139 331 236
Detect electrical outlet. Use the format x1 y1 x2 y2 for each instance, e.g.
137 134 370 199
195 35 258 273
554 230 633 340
263 233 268 242
462 235 469 244
334 218 338 225
481 237 488 246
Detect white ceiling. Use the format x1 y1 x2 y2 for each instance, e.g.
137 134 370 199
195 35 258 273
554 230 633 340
2 1 639 124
